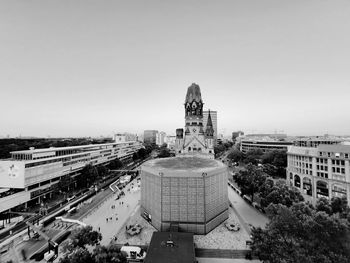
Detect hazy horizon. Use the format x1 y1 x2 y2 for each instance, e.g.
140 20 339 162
1 0 350 138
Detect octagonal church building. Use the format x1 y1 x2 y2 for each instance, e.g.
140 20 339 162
140 83 228 234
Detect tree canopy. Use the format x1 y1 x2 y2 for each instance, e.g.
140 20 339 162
233 164 266 202
251 202 350 263
63 226 102 253
93 244 127 263
60 226 126 263
108 158 123 170
259 180 304 209
227 149 244 163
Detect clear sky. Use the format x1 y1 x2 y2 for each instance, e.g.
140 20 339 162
1 0 349 138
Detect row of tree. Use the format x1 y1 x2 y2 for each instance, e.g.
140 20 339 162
60 226 127 263
233 165 350 262
233 164 304 209
214 141 234 157
228 149 287 178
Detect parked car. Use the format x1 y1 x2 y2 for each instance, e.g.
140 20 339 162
66 195 76 202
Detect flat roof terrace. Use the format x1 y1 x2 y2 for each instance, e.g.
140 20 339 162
141 157 227 178
142 156 224 172
144 232 195 263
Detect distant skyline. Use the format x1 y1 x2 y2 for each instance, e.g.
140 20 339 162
1 0 350 137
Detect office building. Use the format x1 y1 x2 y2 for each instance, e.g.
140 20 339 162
0 141 142 214
113 133 137 142
156 131 167 146
240 139 293 153
287 144 350 205
144 130 158 144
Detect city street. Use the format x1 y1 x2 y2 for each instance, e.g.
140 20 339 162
227 186 269 230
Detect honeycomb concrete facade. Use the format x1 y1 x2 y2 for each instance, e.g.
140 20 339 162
140 157 228 234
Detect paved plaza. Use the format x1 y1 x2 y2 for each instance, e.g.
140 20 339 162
81 180 141 246
194 208 250 250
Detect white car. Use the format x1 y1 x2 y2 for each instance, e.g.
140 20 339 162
121 246 146 261
67 195 76 202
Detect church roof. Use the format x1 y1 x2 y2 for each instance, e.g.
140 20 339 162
185 83 202 103
205 110 214 137
207 110 213 127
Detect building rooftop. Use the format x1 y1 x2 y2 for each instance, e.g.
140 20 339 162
9 141 138 154
144 232 195 263
295 136 342 142
318 144 350 153
142 156 223 172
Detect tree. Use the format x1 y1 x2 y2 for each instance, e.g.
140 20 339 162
260 180 304 210
243 149 263 165
214 144 226 156
261 150 287 167
93 244 127 263
251 202 350 263
58 175 73 194
132 152 140 161
233 164 266 202
137 148 147 159
60 247 95 263
64 226 102 253
315 197 333 215
158 147 171 158
97 165 108 178
331 196 348 215
108 158 123 170
227 149 244 163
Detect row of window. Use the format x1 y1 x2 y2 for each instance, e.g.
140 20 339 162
332 159 345 166
290 155 313 162
319 152 350 158
317 172 328 178
24 147 138 168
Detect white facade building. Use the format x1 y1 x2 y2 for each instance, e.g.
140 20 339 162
0 141 142 214
287 144 350 205
156 131 166 146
